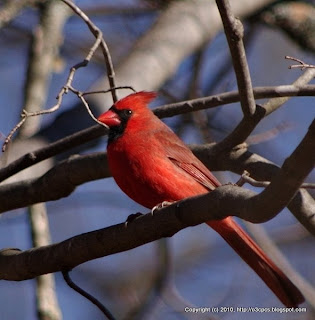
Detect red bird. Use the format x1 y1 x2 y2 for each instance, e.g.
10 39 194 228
98 91 304 307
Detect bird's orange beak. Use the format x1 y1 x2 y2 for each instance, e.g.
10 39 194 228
98 109 121 127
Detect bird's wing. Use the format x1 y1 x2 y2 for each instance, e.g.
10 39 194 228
155 128 221 191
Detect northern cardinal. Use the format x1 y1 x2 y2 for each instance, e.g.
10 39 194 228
98 91 304 307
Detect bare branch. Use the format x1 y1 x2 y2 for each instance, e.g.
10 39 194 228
0 124 107 183
237 167 315 306
264 67 315 116
61 0 117 102
1 117 27 153
244 118 315 222
285 56 315 70
192 145 315 235
216 0 256 116
67 85 109 128
0 185 275 281
237 170 315 189
2 0 116 152
62 271 115 320
2 42 100 152
89 0 277 106
0 152 110 213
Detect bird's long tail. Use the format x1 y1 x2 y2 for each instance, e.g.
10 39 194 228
207 217 304 307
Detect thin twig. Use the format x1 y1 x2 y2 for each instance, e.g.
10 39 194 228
2 0 117 152
2 117 27 152
62 270 116 320
67 85 109 128
82 86 136 97
61 0 117 102
263 66 315 116
285 56 315 70
236 170 315 189
2 49 100 152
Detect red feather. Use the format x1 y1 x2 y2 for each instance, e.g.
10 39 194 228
98 91 304 307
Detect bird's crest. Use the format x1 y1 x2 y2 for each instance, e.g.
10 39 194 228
114 91 157 111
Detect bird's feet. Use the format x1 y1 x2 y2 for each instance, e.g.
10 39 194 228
151 201 174 215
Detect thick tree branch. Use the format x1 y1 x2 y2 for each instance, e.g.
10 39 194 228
0 125 107 183
0 152 111 213
0 185 276 281
244 118 315 221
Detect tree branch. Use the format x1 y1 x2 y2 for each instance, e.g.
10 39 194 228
216 0 256 116
0 185 277 281
0 152 111 213
251 118 315 220
263 67 315 116
1 0 117 152
61 0 117 103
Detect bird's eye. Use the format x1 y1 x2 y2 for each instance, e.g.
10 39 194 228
124 109 132 116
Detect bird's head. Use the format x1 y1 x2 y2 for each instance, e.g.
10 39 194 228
98 91 157 142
